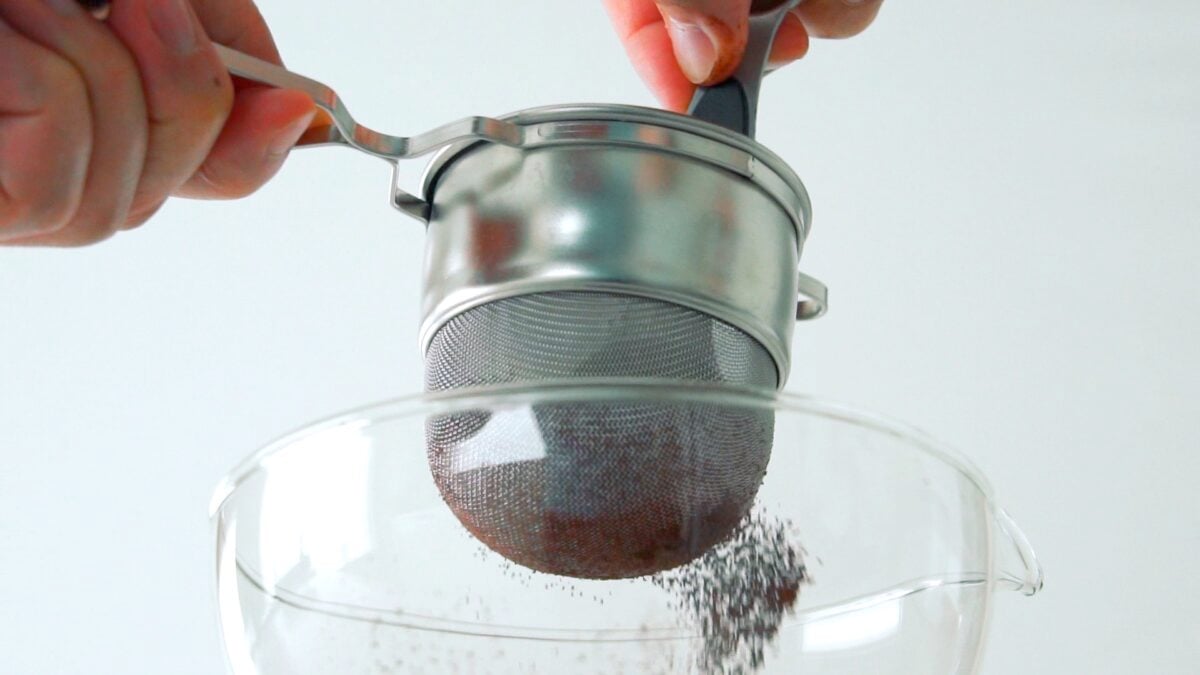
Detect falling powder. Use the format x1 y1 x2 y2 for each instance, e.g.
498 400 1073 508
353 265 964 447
650 512 809 674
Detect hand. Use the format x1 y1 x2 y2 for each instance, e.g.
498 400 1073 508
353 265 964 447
605 0 884 111
0 0 315 246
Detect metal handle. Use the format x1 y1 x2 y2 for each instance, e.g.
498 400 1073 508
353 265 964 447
214 45 526 221
686 0 801 138
215 46 523 161
75 0 518 222
796 271 828 320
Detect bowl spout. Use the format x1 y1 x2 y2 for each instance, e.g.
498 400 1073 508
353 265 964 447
994 507 1044 596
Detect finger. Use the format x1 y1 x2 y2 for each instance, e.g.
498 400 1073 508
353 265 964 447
176 0 316 199
177 87 315 200
606 0 698 111
0 0 148 246
770 11 810 68
103 0 234 226
607 0 808 112
123 197 167 230
190 0 282 63
654 0 752 85
0 18 91 242
794 0 884 39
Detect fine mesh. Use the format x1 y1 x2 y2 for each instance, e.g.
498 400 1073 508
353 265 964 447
425 291 778 389
425 291 778 579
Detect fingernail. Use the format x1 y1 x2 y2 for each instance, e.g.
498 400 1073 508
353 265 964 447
663 14 719 84
149 0 199 56
267 110 317 158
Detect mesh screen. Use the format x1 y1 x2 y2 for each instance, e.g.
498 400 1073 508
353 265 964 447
425 291 778 390
424 291 778 578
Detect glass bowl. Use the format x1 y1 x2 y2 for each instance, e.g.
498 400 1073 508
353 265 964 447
211 381 1043 674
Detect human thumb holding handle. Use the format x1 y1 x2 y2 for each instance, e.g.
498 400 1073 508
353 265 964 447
605 0 883 111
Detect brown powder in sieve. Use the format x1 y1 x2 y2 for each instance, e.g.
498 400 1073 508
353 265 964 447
431 452 761 580
426 402 774 579
651 512 808 674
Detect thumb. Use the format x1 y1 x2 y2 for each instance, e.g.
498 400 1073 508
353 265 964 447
655 0 752 85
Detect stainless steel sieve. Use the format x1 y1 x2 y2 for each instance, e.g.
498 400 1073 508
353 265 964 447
216 44 827 387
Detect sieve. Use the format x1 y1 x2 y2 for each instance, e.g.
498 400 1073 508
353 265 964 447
105 0 831 578
206 2 826 383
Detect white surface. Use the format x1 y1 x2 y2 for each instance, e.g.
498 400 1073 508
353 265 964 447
1 1 1197 673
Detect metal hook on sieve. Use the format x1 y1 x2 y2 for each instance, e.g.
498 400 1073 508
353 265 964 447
213 45 524 221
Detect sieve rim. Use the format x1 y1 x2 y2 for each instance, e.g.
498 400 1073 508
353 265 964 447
418 103 813 244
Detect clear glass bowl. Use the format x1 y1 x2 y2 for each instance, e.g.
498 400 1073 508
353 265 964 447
211 381 1043 674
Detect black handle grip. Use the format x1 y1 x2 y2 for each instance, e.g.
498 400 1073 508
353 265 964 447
685 0 799 139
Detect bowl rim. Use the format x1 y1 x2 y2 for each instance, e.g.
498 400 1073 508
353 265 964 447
208 379 995 518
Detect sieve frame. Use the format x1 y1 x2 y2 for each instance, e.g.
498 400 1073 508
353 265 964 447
413 104 824 388
416 105 813 241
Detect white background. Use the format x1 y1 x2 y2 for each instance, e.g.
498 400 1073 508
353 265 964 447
2 1 1198 673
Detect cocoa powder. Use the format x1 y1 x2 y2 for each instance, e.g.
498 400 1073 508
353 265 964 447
652 512 808 674
427 401 773 579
